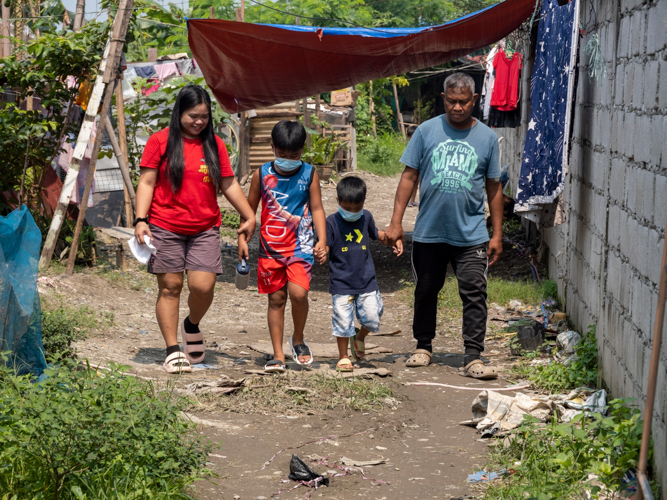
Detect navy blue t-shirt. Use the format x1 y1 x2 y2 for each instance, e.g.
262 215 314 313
326 210 379 295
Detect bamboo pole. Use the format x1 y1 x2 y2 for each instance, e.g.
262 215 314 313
1 3 10 57
393 83 406 139
115 81 133 226
103 117 136 210
303 97 311 148
39 0 134 271
369 81 377 139
73 0 85 30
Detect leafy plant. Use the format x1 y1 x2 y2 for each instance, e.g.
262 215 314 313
0 359 211 499
220 208 240 229
357 133 407 176
41 306 113 361
301 116 345 166
31 211 97 264
511 325 599 393
485 399 657 499
413 96 434 124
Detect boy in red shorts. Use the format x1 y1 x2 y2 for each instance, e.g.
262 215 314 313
239 120 327 372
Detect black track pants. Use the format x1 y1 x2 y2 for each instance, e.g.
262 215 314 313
411 241 488 353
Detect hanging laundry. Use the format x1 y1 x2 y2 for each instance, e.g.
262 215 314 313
176 59 197 75
154 62 180 81
515 0 580 223
124 67 138 84
142 79 161 96
482 44 501 121
134 65 157 79
487 101 522 128
490 51 523 111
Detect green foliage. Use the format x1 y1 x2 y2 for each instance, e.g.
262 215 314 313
122 75 233 175
434 277 546 310
485 399 655 499
0 360 211 499
0 23 109 213
412 96 434 124
511 326 599 393
32 212 97 264
542 279 559 301
357 133 408 176
220 208 241 229
41 306 113 361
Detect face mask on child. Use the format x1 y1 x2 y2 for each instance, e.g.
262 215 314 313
338 206 363 222
274 157 302 172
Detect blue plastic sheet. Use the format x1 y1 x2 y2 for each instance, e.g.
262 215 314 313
0 206 47 376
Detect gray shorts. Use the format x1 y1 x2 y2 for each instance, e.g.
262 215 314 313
147 223 223 275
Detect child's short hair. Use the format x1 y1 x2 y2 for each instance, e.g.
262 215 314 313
406 125 417 138
337 176 367 204
271 120 307 151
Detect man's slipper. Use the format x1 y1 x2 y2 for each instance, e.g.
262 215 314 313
406 349 432 367
289 337 313 366
182 320 205 364
459 359 498 379
163 352 192 374
336 358 354 372
350 335 366 361
264 359 287 373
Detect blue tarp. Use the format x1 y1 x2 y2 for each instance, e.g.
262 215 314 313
0 206 47 376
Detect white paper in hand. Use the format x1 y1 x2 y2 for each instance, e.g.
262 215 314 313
128 235 157 265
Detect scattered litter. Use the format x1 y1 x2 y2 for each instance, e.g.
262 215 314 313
465 390 558 432
556 330 582 355
509 300 523 309
511 322 545 354
565 388 606 413
375 446 387 451
369 329 402 337
185 375 246 394
288 454 329 486
191 363 221 370
467 470 506 482
340 457 386 467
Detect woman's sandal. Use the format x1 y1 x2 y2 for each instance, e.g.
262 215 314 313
459 359 498 379
406 349 432 367
182 320 205 364
350 335 366 361
336 358 354 372
264 359 287 373
163 352 192 374
289 337 313 366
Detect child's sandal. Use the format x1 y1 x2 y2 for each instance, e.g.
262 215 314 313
336 358 354 372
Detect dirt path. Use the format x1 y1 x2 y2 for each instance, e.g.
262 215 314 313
40 171 541 500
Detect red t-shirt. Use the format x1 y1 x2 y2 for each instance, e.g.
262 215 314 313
491 51 523 111
140 128 234 235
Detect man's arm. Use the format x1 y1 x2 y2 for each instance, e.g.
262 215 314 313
486 178 503 266
385 167 419 255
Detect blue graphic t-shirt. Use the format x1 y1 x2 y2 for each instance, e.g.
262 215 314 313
400 116 500 246
326 210 379 295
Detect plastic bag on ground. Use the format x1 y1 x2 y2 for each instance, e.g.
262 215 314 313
471 390 558 431
556 330 581 354
0 206 47 376
288 454 329 486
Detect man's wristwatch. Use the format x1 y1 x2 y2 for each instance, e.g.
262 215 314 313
133 217 149 227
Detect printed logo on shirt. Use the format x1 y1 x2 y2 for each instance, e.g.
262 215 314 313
429 140 478 193
343 230 365 250
199 162 211 183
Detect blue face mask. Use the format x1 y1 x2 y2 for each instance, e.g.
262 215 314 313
338 206 363 222
274 157 302 172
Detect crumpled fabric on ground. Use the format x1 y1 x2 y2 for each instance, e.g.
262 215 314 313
471 390 558 431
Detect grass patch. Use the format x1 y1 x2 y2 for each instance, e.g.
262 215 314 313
511 326 598 393
0 360 211 499
198 372 396 415
484 399 658 499
357 133 408 177
42 306 114 361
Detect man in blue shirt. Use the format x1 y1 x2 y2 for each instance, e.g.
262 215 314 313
386 73 504 379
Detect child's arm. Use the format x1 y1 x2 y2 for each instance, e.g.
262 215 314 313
309 170 327 265
237 169 261 262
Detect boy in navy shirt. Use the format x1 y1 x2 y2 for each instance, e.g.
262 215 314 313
325 176 402 372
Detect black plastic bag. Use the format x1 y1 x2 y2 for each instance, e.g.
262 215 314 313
288 454 329 486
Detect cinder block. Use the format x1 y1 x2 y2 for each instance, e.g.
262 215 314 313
654 174 667 231
636 223 650 278
610 158 626 202
630 9 646 57
632 63 644 108
610 109 623 152
650 114 663 167
647 0 667 54
643 59 659 109
634 115 651 164
597 109 612 152
614 64 626 107
660 58 667 109
619 15 632 59
607 252 623 298
647 229 663 286
631 280 652 335
625 165 638 212
624 64 635 109
608 204 623 247
640 169 656 224
625 112 637 160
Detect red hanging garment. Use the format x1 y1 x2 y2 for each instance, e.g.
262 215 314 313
490 51 523 111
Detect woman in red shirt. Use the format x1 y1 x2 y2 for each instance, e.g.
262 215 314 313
134 84 256 374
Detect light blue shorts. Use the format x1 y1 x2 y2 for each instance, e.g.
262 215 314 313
331 291 384 338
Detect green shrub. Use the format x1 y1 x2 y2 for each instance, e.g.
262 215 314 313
357 133 407 177
41 306 113 361
0 360 211 499
511 325 599 393
220 208 241 229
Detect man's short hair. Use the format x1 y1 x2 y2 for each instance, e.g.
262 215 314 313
443 72 476 96
337 176 367 204
271 120 307 151
406 125 418 137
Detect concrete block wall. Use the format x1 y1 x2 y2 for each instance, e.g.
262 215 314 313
496 0 667 489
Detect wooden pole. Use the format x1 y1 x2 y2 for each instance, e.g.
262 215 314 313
1 3 11 57
104 117 136 210
314 94 321 133
209 6 214 18
39 0 134 271
240 0 245 21
393 83 406 139
73 0 85 30
115 82 133 226
369 81 377 139
303 97 311 148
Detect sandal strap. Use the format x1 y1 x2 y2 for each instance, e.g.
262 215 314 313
293 343 311 357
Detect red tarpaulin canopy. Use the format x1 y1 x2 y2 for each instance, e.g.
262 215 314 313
188 0 537 112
